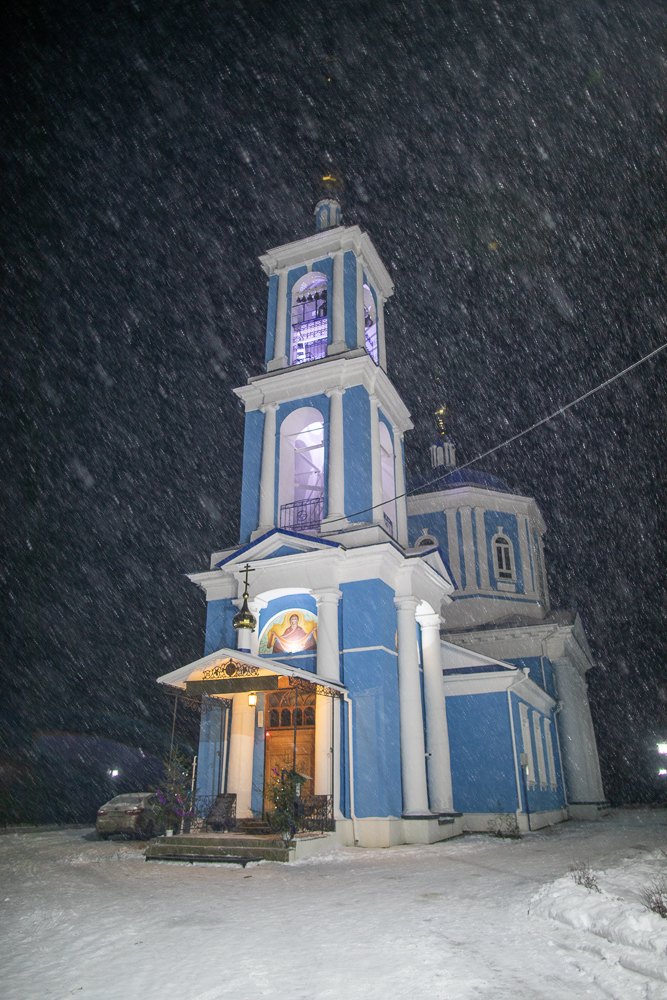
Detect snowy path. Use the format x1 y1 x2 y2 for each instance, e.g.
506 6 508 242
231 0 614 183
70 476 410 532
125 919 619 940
1 809 666 1000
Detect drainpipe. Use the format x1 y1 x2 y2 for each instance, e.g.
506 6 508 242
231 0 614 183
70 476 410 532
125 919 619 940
343 694 358 845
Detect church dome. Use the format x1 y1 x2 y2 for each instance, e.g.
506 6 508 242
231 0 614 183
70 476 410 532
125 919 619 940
441 469 513 493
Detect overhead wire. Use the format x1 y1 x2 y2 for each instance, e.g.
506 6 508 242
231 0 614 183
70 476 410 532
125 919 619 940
324 339 667 527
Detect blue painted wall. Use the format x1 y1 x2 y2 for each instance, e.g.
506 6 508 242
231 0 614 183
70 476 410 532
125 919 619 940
509 694 567 813
340 579 402 817
456 510 467 589
205 598 238 655
343 386 372 522
485 510 524 592
506 656 545 690
196 697 227 801
239 409 264 543
407 511 449 562
264 274 278 367
447 692 519 814
343 251 358 348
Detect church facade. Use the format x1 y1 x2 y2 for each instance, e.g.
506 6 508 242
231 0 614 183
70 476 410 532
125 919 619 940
158 197 607 848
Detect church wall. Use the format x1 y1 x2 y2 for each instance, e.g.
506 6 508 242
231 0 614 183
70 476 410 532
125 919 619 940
406 512 450 559
446 692 519 814
264 274 279 367
508 694 567 813
340 579 402 818
250 692 265 816
484 510 524 592
204 598 238 654
195 697 227 802
343 386 373 523
239 409 264 543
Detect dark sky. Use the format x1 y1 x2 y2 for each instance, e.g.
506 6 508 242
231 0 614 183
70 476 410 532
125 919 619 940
2 0 665 808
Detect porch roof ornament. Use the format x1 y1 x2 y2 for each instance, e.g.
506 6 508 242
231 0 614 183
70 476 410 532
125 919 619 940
232 563 257 633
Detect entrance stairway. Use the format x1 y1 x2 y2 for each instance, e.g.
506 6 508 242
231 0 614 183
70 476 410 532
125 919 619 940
145 831 293 865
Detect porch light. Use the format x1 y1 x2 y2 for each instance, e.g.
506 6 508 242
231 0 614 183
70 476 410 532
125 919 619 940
248 693 257 706
657 743 667 755
659 769 667 776
108 768 119 778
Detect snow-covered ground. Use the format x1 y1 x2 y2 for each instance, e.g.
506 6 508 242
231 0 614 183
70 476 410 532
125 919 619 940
1 809 666 1000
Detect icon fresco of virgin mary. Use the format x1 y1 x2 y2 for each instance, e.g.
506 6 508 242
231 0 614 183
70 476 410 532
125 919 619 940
260 610 317 655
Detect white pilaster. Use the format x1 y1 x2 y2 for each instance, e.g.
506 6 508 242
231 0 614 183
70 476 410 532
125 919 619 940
253 402 278 538
328 251 347 355
458 505 475 590
417 612 453 812
377 293 387 370
226 692 256 818
312 588 342 682
267 269 288 371
393 429 408 547
518 515 534 594
473 507 491 589
369 395 384 524
552 657 605 804
322 387 346 526
395 597 430 815
356 257 365 349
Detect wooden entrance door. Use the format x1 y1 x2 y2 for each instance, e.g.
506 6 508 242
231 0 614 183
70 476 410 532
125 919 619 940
264 688 315 817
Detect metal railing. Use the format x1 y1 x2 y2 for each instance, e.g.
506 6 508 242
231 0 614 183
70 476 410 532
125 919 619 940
280 496 323 532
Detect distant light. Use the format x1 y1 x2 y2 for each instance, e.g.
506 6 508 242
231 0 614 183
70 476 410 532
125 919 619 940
248 693 257 707
657 743 667 755
659 769 667 776
108 768 119 778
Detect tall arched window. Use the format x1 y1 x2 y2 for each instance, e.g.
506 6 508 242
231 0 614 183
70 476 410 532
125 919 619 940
279 407 325 532
379 422 395 536
291 272 328 366
493 533 515 581
363 284 378 364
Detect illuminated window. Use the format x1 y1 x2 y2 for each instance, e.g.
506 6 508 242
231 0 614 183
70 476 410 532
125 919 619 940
291 272 328 366
493 533 515 581
363 284 378 364
279 407 325 532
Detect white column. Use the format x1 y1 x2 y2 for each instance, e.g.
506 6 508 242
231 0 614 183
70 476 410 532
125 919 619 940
313 589 342 682
254 402 278 537
226 692 256 818
247 598 267 656
537 535 551 608
369 395 384 524
356 257 365 349
393 429 408 547
518 515 534 594
417 612 453 812
446 511 461 587
328 251 347 355
314 694 333 796
473 507 490 589
395 597 430 815
322 387 346 526
267 269 288 371
377 294 387 369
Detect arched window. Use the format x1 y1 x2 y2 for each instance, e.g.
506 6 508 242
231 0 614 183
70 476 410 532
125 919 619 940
291 272 328 366
379 422 395 537
493 534 515 580
417 529 438 548
363 284 378 364
279 407 325 532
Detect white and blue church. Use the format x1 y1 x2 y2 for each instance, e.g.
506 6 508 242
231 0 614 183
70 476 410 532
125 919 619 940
158 194 608 848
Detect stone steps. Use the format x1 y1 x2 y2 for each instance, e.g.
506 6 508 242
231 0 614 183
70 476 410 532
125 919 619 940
145 833 293 864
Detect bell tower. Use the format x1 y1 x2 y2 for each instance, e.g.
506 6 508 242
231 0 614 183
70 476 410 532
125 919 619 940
234 192 413 547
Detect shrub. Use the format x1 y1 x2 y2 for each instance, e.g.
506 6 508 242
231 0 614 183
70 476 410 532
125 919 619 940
569 862 601 892
639 876 667 919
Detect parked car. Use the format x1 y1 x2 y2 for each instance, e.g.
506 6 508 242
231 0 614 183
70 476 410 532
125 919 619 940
96 792 162 839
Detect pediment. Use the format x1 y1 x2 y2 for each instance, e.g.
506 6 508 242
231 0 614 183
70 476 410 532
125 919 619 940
215 529 341 568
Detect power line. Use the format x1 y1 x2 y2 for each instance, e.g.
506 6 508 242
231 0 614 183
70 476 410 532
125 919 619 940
325 339 667 526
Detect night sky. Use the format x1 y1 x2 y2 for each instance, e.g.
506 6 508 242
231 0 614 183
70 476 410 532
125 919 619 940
2 0 665 820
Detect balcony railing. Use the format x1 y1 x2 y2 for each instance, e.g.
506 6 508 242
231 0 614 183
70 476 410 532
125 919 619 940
280 496 323 533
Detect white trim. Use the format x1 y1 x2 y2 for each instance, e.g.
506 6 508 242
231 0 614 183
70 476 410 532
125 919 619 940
532 709 548 788
544 717 557 788
342 645 397 656
518 702 536 787
442 668 556 714
507 689 524 817
157 646 347 694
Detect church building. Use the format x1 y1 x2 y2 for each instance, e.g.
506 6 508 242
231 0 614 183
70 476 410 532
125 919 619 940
158 194 608 849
